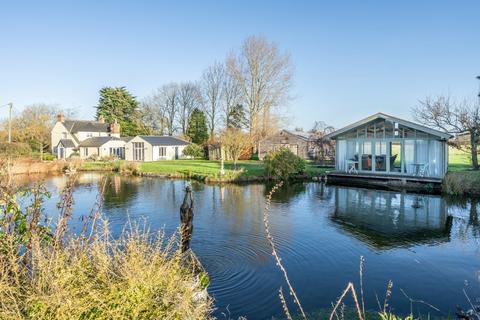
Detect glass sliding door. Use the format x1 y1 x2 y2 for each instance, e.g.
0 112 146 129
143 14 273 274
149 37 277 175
375 141 387 172
361 141 372 171
404 140 415 174
389 142 402 173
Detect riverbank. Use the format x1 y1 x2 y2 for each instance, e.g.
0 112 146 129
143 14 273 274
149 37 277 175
80 159 329 182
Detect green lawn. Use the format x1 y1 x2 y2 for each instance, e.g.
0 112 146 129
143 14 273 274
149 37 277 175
448 147 475 172
140 160 328 181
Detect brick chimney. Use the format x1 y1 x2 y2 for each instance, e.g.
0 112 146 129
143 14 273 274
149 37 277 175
56 112 65 122
98 115 105 123
110 119 121 137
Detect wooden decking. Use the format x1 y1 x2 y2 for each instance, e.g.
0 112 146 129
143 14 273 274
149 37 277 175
328 171 442 183
326 171 443 193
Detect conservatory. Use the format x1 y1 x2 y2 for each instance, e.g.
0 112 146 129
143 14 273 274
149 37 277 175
325 113 452 179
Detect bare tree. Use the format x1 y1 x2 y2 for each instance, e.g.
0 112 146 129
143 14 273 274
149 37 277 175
178 82 201 135
227 36 293 141
159 83 180 136
220 128 254 169
139 96 167 135
413 95 480 169
222 72 242 128
309 121 336 163
201 62 225 138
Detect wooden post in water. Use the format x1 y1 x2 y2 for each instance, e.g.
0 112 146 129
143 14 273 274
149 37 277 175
180 185 194 253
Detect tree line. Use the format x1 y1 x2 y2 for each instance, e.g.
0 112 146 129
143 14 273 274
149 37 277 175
96 35 293 147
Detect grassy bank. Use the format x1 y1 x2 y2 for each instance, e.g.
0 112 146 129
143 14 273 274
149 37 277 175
444 147 480 196
139 160 329 182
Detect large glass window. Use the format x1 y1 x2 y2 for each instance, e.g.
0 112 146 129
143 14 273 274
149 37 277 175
375 141 387 172
361 141 372 171
133 142 144 161
404 140 415 174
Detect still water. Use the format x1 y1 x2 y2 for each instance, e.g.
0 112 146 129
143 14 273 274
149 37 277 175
20 173 480 319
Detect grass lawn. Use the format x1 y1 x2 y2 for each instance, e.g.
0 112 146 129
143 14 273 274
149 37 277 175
140 160 328 180
448 147 474 172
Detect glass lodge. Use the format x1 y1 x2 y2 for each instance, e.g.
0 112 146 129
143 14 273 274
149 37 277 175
325 113 452 179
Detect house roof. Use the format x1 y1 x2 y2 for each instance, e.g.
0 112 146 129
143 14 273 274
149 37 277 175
63 120 110 133
282 130 310 140
79 136 124 147
58 139 76 148
137 135 191 146
324 112 453 140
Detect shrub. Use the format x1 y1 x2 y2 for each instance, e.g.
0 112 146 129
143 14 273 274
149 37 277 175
183 143 205 159
443 170 480 196
119 161 140 175
263 148 306 179
0 142 32 157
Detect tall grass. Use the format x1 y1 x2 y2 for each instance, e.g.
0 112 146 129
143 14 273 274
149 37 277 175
0 160 212 319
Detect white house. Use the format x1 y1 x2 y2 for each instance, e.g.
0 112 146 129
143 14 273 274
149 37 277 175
51 113 121 159
125 136 190 161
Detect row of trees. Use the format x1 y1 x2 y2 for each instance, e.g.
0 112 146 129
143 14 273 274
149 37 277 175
94 36 293 147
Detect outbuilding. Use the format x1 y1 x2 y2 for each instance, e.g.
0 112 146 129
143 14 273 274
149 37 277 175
125 136 190 161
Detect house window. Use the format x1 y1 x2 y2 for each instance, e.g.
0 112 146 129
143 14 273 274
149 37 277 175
109 147 125 159
87 133 93 138
159 147 166 157
62 132 67 139
133 142 144 161
84 148 89 157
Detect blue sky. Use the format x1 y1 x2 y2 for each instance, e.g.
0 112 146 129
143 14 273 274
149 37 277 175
1 1 479 129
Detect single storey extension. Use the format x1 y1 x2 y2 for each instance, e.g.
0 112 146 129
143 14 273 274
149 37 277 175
78 136 130 159
125 136 190 161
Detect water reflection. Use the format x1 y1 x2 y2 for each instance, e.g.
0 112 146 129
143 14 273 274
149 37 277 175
331 187 453 249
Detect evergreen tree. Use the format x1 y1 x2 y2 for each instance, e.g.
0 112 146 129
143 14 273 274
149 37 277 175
95 87 144 136
186 108 209 144
228 104 248 129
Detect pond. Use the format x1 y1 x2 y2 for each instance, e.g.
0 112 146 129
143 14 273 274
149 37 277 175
19 173 480 319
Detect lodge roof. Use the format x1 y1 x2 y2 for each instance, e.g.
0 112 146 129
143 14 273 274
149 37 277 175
324 112 453 140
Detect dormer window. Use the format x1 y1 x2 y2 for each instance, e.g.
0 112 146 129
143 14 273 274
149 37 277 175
87 133 93 138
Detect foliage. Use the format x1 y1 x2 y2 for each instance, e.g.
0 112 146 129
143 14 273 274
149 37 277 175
443 171 480 196
264 148 306 179
227 104 248 129
220 128 254 169
119 161 140 175
186 108 209 144
95 86 145 136
183 144 205 159
0 171 212 320
0 104 61 152
379 312 414 320
0 142 32 157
